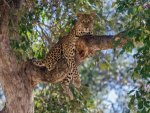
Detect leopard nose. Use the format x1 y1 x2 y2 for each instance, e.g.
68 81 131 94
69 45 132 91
85 27 89 29
84 28 89 31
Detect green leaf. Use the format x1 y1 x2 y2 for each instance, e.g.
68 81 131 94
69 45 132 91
99 62 110 71
138 100 143 110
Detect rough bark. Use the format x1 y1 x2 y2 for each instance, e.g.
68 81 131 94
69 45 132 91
0 1 34 113
76 33 128 63
0 1 130 113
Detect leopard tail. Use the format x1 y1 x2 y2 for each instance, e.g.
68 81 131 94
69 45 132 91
32 59 45 67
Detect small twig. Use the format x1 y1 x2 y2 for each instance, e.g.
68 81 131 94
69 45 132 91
38 23 51 44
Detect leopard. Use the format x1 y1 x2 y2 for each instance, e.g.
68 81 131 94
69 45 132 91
32 12 96 100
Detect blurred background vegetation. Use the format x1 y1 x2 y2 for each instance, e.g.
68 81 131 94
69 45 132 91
0 0 149 113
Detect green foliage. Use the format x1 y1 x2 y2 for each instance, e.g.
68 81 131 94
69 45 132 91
128 83 150 113
115 0 150 113
34 84 95 113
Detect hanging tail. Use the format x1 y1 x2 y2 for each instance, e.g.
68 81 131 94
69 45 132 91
32 59 45 67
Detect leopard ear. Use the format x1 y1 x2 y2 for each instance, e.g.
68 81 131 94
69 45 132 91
76 12 82 19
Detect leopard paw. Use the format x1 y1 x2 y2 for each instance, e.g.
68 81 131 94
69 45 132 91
72 78 81 89
63 89 74 100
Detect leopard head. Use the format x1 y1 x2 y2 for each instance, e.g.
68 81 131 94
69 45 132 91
75 12 96 36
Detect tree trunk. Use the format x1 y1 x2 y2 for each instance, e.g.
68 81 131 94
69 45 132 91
0 73 34 113
0 2 34 113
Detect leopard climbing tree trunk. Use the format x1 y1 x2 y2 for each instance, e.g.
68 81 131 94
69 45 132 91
0 2 34 113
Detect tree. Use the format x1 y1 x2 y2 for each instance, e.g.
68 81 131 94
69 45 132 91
0 0 148 113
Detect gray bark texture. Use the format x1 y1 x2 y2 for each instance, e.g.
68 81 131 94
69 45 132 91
0 1 129 113
0 1 34 113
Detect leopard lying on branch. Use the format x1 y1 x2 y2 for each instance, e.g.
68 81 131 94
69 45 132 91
32 12 96 100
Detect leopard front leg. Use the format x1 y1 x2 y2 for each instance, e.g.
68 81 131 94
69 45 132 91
62 43 81 88
64 56 81 89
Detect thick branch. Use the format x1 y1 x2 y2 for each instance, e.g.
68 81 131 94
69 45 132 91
28 33 130 86
25 58 70 87
75 32 129 63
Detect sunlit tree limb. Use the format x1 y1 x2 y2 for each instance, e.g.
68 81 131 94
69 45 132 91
75 33 130 64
